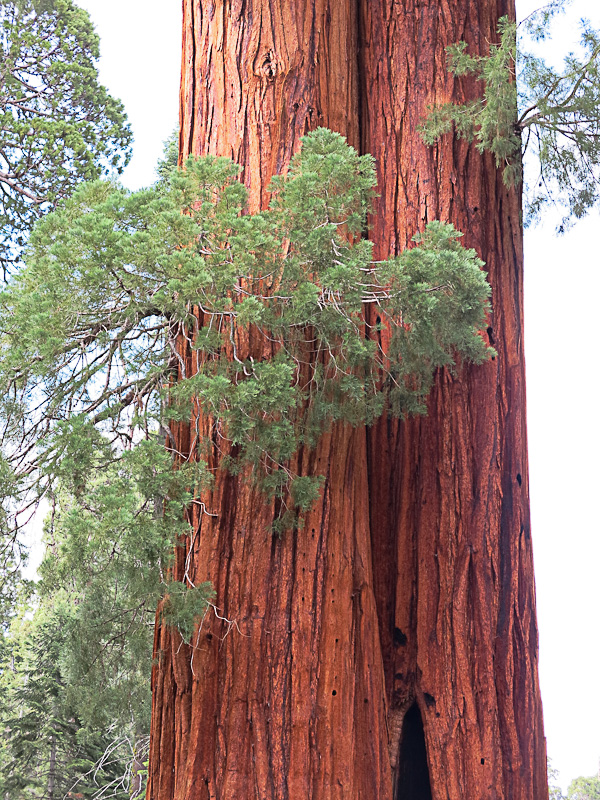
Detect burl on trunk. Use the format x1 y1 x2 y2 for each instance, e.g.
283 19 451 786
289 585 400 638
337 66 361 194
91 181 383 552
146 2 548 799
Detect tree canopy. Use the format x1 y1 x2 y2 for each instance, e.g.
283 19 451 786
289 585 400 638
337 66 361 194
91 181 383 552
0 0 132 275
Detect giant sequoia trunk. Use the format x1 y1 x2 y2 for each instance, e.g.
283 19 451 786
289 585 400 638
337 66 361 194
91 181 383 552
146 2 548 799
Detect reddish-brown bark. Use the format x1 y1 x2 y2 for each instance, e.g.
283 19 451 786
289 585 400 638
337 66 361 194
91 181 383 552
360 2 547 797
147 1 548 798
148 3 391 799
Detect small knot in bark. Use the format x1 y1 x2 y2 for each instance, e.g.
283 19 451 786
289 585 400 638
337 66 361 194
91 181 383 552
260 50 277 81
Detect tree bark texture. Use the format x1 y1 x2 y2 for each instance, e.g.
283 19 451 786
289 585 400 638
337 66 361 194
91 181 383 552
146 2 548 799
359 2 548 798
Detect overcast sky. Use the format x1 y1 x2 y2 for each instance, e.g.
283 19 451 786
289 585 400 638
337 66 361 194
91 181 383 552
71 0 600 791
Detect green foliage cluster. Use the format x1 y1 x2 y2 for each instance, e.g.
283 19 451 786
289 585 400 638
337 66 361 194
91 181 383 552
0 428 212 796
420 17 520 184
420 5 600 228
0 127 493 534
0 0 132 274
567 777 600 800
155 128 179 184
548 762 600 800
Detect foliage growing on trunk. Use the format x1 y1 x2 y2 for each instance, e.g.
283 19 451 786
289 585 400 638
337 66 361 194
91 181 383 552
0 0 132 275
420 8 600 227
0 126 494 797
0 128 493 533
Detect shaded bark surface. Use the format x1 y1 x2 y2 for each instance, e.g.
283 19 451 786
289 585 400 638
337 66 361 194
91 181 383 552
147 1 548 799
360 2 548 797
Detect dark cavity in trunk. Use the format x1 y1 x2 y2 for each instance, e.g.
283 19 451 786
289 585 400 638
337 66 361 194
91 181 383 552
395 703 432 800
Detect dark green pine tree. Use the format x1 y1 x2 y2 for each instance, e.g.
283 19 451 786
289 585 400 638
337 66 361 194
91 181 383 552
0 608 135 799
0 0 132 276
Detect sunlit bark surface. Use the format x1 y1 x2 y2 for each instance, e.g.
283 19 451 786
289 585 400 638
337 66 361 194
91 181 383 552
146 2 548 798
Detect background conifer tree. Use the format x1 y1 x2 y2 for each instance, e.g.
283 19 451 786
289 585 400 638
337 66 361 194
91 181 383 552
0 0 132 276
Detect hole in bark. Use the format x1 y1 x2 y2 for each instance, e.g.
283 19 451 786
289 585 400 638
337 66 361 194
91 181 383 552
516 473 522 486
332 690 337 696
393 627 407 647
487 326 495 345
481 758 485 765
335 638 339 643
364 698 369 703
206 633 213 641
394 704 432 800
473 205 479 212
423 693 435 708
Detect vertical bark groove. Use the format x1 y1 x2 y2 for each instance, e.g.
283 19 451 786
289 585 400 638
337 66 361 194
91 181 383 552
147 2 548 798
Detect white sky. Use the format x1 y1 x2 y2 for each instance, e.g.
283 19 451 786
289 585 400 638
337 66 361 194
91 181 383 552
64 0 600 792
519 0 600 791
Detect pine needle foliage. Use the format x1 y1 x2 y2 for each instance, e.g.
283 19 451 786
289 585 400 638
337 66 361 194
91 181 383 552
420 4 600 228
0 607 137 799
0 127 493 537
0 0 132 275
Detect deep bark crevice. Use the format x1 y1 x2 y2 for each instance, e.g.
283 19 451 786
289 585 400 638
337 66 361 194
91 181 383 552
394 704 432 800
